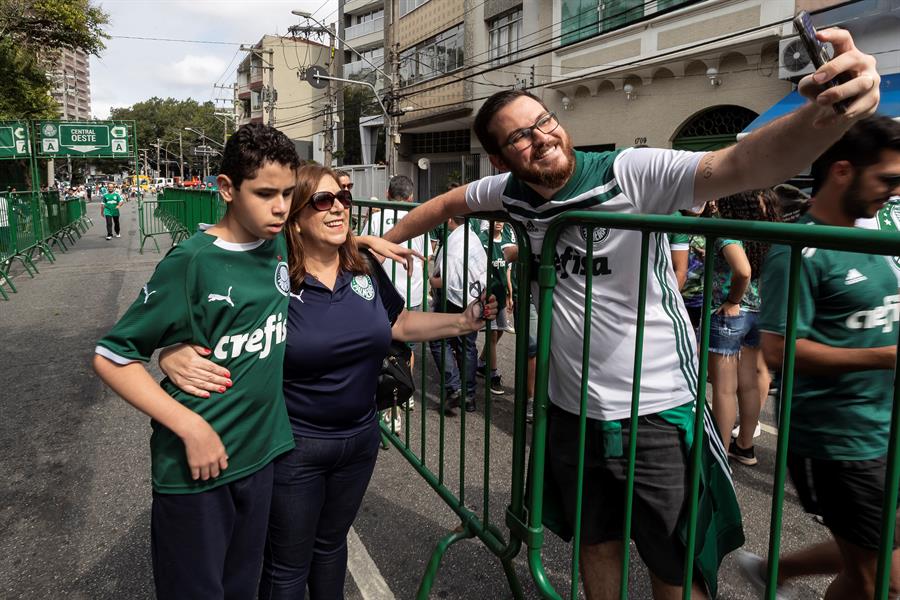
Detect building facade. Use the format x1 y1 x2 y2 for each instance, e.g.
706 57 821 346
49 48 92 120
234 35 330 161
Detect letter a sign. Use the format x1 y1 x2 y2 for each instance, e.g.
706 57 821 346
112 139 127 153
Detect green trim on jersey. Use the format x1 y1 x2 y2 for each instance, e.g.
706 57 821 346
97 231 295 493
759 215 898 460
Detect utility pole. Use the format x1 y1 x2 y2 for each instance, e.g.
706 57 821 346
388 0 400 176
156 137 161 179
178 131 184 181
323 23 336 167
266 48 276 126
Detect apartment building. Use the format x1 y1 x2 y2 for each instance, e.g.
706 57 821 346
234 35 330 161
49 48 92 120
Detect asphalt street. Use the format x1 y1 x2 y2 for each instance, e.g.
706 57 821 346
1 199 835 599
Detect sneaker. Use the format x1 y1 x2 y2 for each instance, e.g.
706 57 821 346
729 439 758 466
465 397 477 413
732 423 762 439
504 324 515 334
525 398 534 423
105 235 111 240
735 550 794 599
115 233 121 238
490 375 504 395
381 410 402 433
444 390 461 416
476 362 487 377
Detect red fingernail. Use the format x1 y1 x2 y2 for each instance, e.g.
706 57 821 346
226 380 233 387
203 348 211 353
203 392 210 398
218 386 226 393
224 371 231 378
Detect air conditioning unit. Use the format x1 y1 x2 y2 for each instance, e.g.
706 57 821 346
779 36 813 81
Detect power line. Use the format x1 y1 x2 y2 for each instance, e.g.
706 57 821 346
108 34 244 45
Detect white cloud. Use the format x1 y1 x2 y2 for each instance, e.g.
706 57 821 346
159 55 228 86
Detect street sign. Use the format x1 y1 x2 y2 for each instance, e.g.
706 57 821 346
34 120 134 158
0 121 31 159
306 65 329 89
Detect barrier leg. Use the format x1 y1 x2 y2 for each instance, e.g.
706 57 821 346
415 527 474 600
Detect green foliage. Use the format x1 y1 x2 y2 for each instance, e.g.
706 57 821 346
0 0 110 119
340 72 384 165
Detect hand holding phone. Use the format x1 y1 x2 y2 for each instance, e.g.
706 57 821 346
793 11 853 114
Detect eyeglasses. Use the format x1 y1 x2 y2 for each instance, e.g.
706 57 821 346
340 182 354 190
307 190 352 211
504 112 560 152
878 174 900 190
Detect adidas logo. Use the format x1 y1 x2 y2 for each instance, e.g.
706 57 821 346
845 268 867 285
525 220 538 233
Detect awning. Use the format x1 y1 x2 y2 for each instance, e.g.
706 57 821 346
737 72 900 139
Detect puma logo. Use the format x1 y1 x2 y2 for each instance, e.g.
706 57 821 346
142 284 156 304
289 290 304 303
208 286 235 307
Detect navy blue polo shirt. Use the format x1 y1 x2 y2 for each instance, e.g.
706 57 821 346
283 265 404 438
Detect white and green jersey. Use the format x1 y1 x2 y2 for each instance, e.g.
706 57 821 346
466 148 704 420
95 231 295 493
101 192 122 216
856 196 900 285
365 207 430 307
759 214 898 460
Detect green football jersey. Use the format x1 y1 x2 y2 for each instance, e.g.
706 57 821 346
101 193 121 216
759 215 899 460
479 230 509 305
96 231 295 493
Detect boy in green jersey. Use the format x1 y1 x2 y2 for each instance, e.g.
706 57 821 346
93 124 300 600
101 185 124 240
742 116 900 598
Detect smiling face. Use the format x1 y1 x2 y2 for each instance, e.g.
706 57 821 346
296 174 350 252
488 96 576 191
218 160 296 242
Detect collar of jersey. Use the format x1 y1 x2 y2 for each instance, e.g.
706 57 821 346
302 269 353 291
506 150 586 207
211 237 266 252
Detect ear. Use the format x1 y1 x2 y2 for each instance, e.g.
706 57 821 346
217 174 234 204
488 153 509 173
828 160 854 187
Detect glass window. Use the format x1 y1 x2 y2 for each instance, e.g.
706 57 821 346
488 9 522 65
399 0 431 18
399 24 464 86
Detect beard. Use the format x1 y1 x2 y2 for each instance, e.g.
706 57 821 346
840 173 887 220
508 134 576 190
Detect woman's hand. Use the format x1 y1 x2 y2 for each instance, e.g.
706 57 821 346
158 344 231 398
715 300 741 317
357 235 424 271
461 293 498 332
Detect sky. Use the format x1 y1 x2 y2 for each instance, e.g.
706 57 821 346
89 0 339 118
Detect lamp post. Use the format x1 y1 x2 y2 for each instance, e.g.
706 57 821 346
183 127 224 180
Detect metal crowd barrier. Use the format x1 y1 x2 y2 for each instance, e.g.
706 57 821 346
350 199 900 600
0 190 90 301
140 189 225 253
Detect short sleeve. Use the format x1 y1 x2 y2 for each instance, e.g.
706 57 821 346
362 253 405 324
613 148 704 215
465 173 510 213
716 239 743 253
758 246 818 339
669 232 690 251
95 248 193 364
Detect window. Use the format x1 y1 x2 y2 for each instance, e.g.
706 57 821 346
399 0 430 17
357 9 383 24
411 130 470 154
561 0 645 44
488 9 522 65
399 24 465 86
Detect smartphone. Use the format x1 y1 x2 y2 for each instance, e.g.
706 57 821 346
793 10 851 113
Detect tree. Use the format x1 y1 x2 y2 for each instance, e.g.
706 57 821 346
340 72 385 165
0 0 109 119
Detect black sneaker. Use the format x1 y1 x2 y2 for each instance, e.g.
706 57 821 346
476 364 487 378
490 376 504 395
729 439 758 466
444 390 461 416
465 397 476 413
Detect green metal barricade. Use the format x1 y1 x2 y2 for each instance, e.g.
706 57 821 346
0 191 56 300
522 212 900 600
140 189 226 253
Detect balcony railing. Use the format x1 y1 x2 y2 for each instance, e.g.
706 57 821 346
345 16 384 41
343 50 384 77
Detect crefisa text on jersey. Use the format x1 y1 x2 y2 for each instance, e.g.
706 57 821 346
213 313 287 360
554 245 612 280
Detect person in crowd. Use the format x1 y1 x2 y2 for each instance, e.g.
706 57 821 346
476 219 514 394
773 183 811 223
704 190 781 463
101 184 125 240
740 115 900 599
159 164 495 599
92 123 302 600
382 27 880 598
429 215 487 415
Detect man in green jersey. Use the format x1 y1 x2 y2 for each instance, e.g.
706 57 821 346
743 116 900 599
101 184 124 240
477 219 513 394
93 124 300 600
383 28 880 600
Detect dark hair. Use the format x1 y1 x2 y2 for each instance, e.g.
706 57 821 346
334 169 350 180
713 189 783 278
810 115 900 195
285 164 369 290
387 175 414 200
219 123 300 189
474 90 550 155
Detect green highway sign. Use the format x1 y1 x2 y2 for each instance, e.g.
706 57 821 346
0 121 31 159
35 120 134 158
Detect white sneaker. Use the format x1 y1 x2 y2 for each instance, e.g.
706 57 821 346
115 233 120 238
734 550 795 599
732 423 762 439
105 235 111 240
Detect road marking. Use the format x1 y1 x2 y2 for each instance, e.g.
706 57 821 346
347 526 395 600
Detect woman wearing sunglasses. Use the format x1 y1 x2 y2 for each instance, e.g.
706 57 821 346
159 164 495 599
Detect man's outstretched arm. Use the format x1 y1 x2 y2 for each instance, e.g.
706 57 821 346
384 185 470 244
694 28 879 205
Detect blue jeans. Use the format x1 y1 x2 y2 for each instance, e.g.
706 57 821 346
257 420 380 600
428 330 478 398
709 309 760 356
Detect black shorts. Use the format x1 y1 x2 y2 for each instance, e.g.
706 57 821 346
787 453 898 551
547 403 689 585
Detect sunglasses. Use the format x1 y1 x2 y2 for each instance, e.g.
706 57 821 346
340 182 354 190
307 190 352 211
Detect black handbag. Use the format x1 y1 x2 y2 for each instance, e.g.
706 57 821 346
376 341 415 412
359 251 417 412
